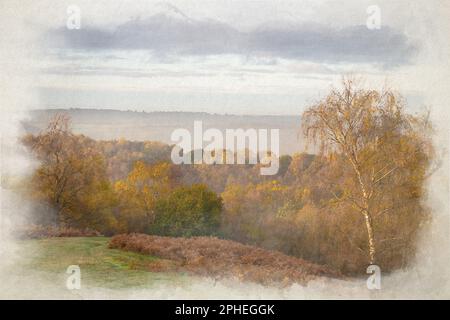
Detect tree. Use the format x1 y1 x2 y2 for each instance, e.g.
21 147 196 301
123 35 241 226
277 155 293 177
221 180 291 243
301 78 433 265
114 161 181 232
151 184 222 237
22 113 116 231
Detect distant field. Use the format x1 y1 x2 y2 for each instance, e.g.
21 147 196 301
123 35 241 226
18 237 188 289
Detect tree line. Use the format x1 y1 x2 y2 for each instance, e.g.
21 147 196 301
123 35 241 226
21 80 434 274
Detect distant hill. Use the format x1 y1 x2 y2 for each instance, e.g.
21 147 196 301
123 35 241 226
23 108 305 155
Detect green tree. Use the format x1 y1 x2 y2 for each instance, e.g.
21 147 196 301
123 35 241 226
151 184 222 237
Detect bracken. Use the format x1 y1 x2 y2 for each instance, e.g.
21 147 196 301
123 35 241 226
109 233 340 286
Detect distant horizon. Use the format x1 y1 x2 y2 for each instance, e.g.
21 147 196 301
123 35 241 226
29 106 304 117
25 106 306 155
29 90 428 117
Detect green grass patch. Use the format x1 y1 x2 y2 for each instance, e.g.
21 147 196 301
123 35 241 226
18 237 187 289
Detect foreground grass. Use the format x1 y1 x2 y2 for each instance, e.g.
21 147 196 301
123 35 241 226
18 237 187 289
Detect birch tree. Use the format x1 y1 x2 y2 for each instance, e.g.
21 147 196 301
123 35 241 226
301 79 432 265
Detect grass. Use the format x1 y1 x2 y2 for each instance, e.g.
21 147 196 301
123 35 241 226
17 237 187 289
14 235 336 290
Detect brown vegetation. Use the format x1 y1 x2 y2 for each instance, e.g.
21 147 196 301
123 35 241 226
109 233 339 286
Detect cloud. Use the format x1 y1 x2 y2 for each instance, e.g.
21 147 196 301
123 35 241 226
247 24 417 67
47 6 417 67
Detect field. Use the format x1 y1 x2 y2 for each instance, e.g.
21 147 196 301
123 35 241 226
16 237 187 289
1 236 441 300
9 235 337 292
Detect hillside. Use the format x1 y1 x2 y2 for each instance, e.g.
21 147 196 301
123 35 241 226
109 234 339 285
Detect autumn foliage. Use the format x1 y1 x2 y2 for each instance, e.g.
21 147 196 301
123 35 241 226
21 114 117 232
21 80 434 275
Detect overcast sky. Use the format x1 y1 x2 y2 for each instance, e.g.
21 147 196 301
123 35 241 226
2 0 449 115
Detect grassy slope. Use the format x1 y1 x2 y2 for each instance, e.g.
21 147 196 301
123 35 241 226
18 237 187 289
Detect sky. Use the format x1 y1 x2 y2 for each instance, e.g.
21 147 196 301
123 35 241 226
1 0 449 115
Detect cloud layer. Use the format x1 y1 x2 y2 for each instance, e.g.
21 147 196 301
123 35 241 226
48 8 417 67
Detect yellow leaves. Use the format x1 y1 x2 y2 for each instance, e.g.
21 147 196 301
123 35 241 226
302 187 311 199
127 161 173 187
222 180 290 219
113 160 180 233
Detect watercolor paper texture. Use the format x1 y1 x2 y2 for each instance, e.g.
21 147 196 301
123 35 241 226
0 0 449 299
